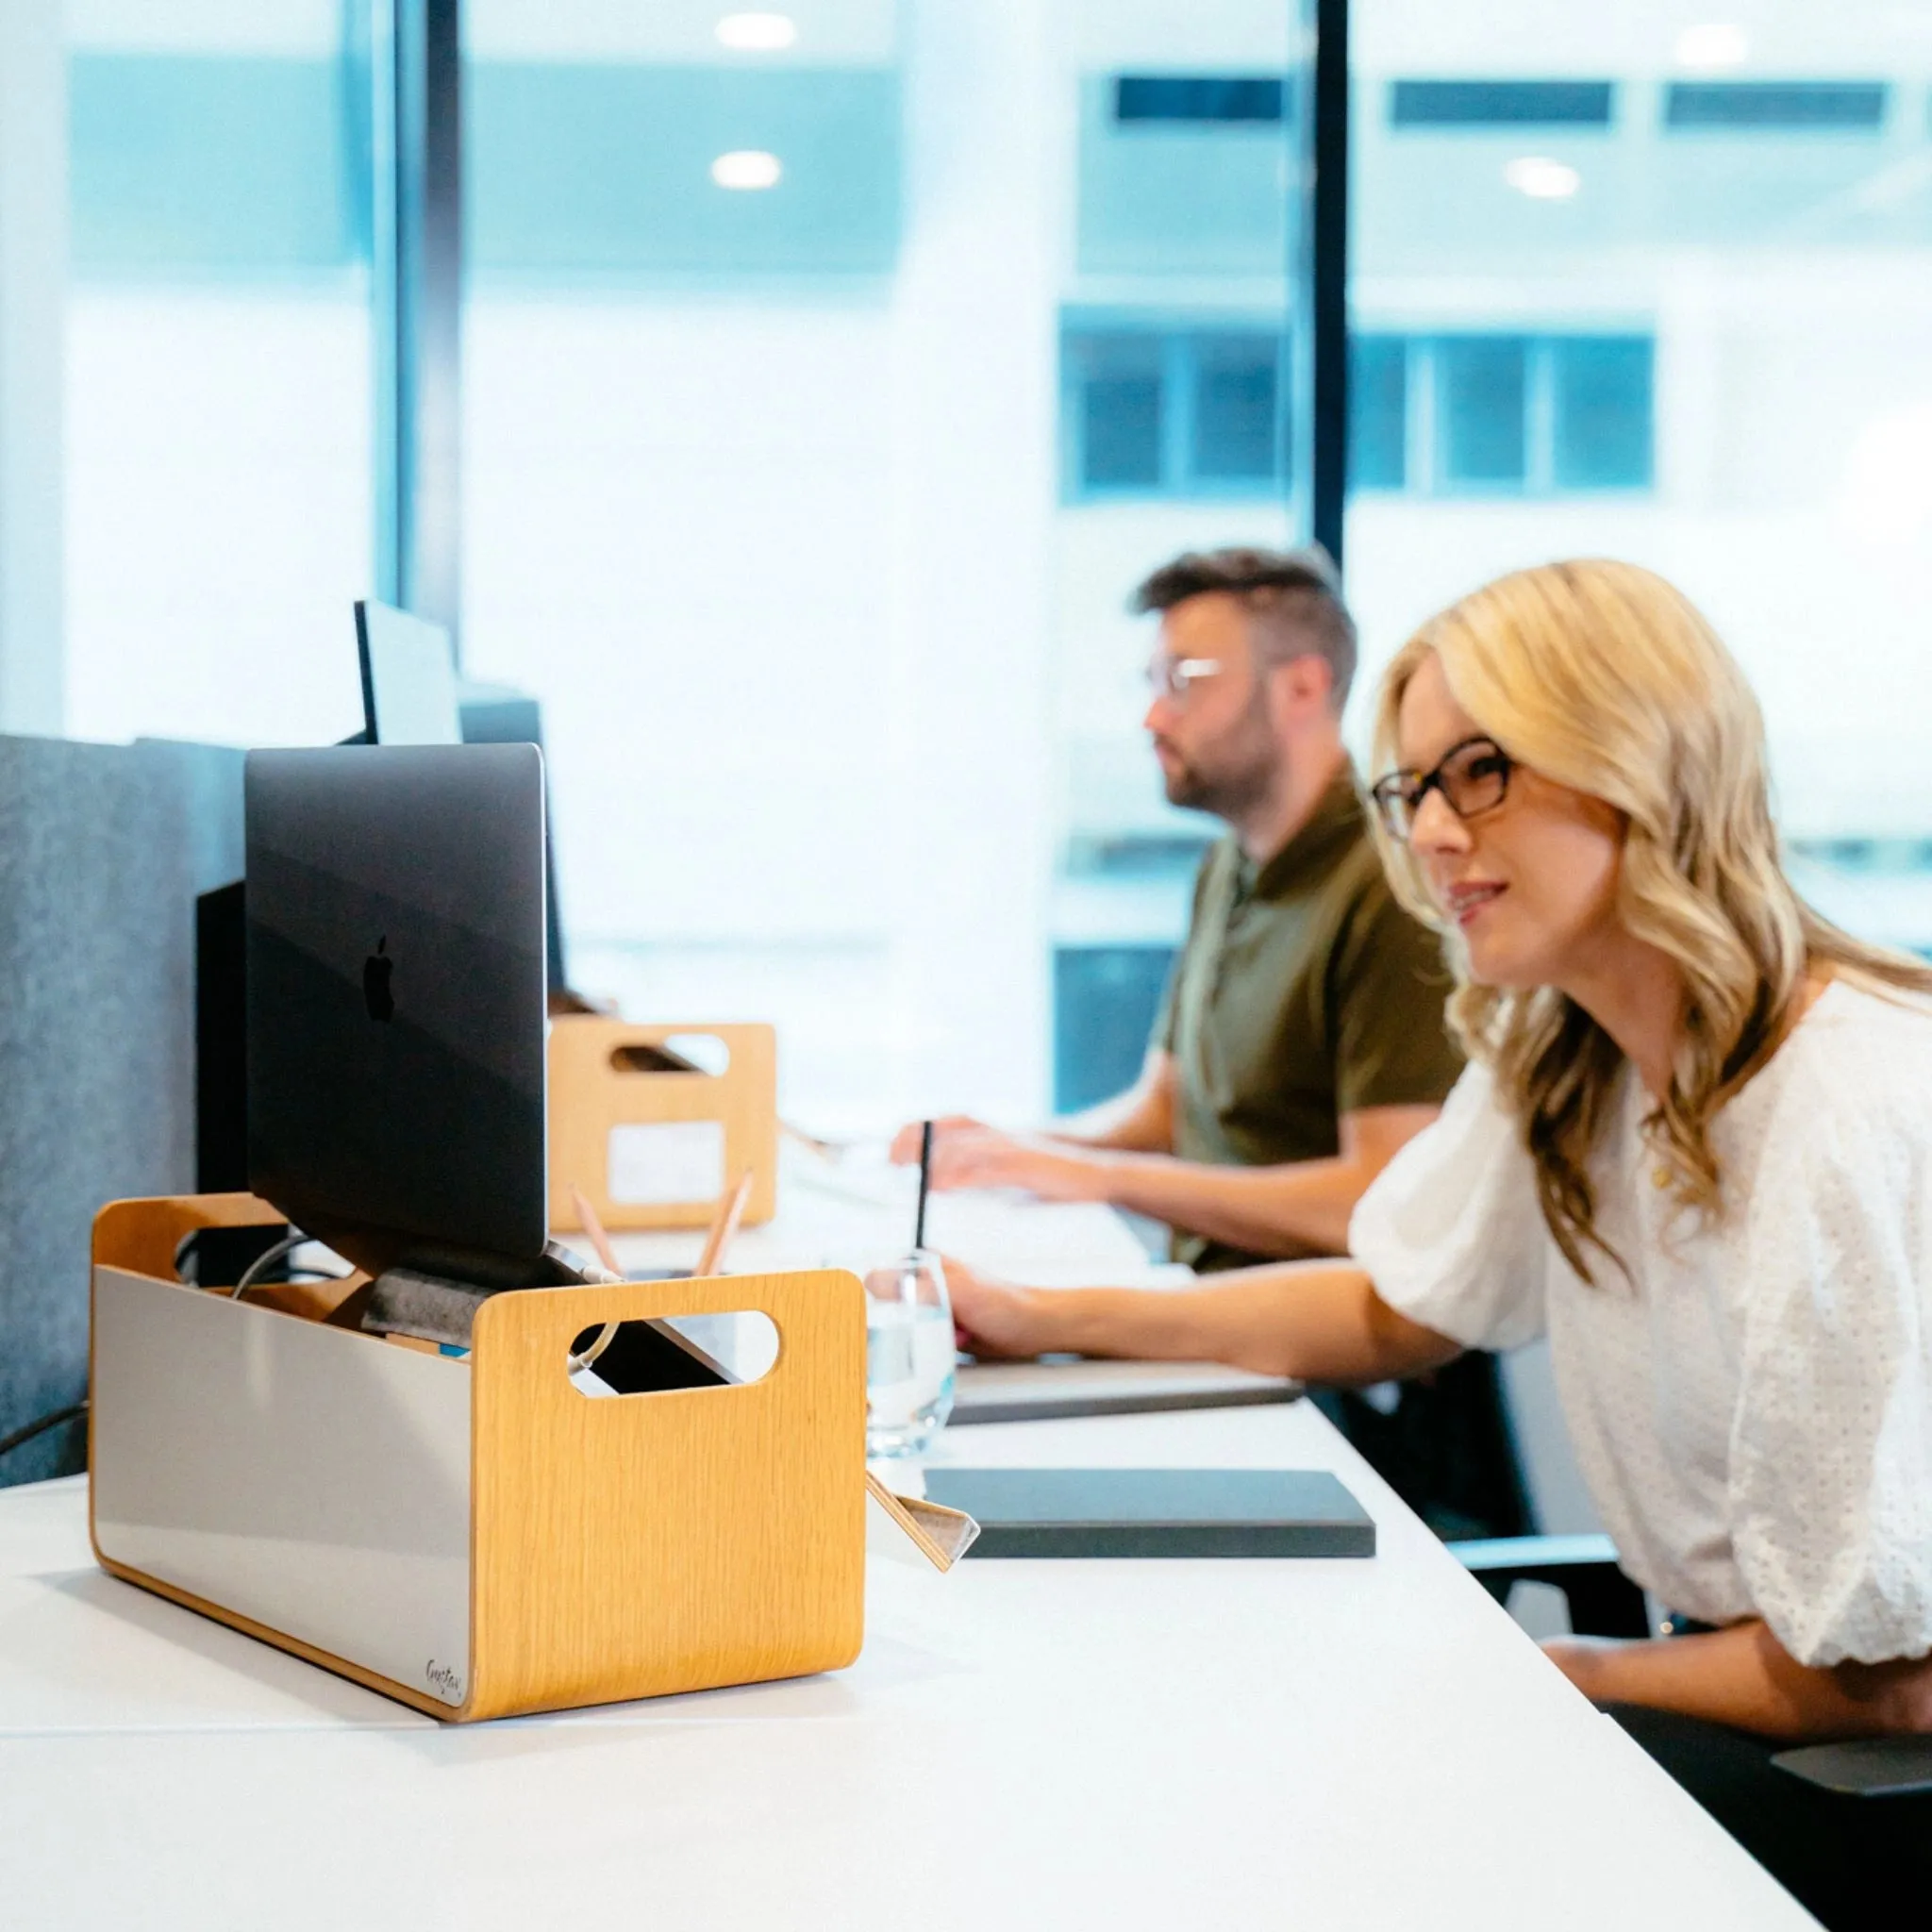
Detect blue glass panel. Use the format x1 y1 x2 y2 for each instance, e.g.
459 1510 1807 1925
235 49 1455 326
1115 75 1285 124
1390 80 1613 127
1078 75 1288 277
1067 333 1166 492
1084 375 1165 490
1665 83 1887 131
1191 335 1280 482
1552 338 1653 489
1437 338 1526 489
1348 336 1407 490
70 54 367 275
466 64 901 276
1054 945 1177 1114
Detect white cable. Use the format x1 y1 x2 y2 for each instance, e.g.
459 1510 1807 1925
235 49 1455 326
230 1232 308 1302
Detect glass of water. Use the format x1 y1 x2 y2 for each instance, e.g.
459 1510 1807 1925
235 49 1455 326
864 1248 956 1458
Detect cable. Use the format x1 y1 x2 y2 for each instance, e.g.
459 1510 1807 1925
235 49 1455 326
0 1401 88 1461
568 1323 618 1375
230 1231 308 1302
0 1231 319 1463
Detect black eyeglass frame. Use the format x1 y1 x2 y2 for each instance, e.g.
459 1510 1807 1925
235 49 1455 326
1370 735 1515 841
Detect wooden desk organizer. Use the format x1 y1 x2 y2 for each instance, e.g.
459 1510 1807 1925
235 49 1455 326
88 1192 872 1723
548 1019 777 1233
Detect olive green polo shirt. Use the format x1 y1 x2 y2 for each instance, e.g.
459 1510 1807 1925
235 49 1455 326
1152 767 1463 1273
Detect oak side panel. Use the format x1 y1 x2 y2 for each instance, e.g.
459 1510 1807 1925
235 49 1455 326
467 1268 865 1721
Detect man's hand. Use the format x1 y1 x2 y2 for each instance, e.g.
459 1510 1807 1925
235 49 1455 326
940 1256 1049 1359
888 1115 990 1164
891 1121 1111 1203
929 1128 1109 1201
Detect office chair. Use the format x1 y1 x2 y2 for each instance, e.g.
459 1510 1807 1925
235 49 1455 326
1453 1352 1932 1792
1451 1530 1649 1638
1446 1340 1649 1638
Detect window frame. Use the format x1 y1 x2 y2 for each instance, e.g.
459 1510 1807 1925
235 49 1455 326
1060 321 1298 507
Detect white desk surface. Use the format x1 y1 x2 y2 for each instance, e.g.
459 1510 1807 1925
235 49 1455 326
604 1140 1179 1287
0 1398 1807 1927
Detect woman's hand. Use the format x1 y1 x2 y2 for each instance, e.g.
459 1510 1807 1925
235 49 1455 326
940 1256 1050 1359
1541 1637 1622 1703
1538 1620 1932 1740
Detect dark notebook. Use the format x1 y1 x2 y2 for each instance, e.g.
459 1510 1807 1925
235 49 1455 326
921 1467 1375 1559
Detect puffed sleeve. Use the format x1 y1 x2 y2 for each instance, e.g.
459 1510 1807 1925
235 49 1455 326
1346 1060 1549 1351
1730 1065 1932 1667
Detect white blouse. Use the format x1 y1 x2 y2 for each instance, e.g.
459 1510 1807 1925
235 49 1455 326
1349 979 1932 1667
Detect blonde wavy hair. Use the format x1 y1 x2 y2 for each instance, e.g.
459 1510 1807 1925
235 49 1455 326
1370 558 1932 1281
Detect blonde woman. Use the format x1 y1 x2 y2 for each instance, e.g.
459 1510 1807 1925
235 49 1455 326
944 560 1932 1928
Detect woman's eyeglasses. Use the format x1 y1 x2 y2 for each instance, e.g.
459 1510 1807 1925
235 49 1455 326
1370 736 1514 841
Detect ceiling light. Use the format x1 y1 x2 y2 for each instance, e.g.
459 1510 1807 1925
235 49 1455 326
716 12 797 51
711 150 784 191
1674 24 1750 71
1503 156 1580 200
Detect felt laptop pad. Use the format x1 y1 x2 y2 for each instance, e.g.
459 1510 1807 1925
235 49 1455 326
921 1467 1374 1558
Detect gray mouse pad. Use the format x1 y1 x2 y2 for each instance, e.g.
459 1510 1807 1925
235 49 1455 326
921 1467 1374 1558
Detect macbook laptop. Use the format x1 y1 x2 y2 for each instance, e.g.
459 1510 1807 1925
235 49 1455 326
243 744 725 1387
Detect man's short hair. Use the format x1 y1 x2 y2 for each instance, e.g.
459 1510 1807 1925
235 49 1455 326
1131 545 1357 708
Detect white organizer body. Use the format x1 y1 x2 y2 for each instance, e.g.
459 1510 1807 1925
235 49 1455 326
90 1265 474 1708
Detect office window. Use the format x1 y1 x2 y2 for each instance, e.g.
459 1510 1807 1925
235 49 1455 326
1192 335 1279 481
462 6 1313 1130
1062 325 1288 500
63 4 375 749
468 64 901 275
1352 0 1932 959
1347 332 1652 499
1552 338 1653 490
1054 945 1177 1113
1664 83 1888 132
1389 80 1614 128
1078 337 1165 488
1349 335 1407 490
1114 75 1285 124
1436 337 1527 490
1080 67 1293 276
70 52 370 272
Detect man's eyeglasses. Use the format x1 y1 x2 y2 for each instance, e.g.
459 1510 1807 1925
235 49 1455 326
1369 736 1514 841
1144 656 1224 703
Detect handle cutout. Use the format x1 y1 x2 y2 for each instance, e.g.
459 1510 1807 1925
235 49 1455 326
568 1311 779 1396
608 1034 732 1077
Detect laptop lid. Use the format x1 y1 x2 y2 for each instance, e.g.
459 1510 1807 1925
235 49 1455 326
356 599 462 747
244 743 548 1283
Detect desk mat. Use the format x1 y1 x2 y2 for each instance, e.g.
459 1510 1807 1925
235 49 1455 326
922 1466 1374 1558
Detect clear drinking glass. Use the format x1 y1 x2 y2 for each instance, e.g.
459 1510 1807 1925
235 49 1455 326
864 1248 956 1458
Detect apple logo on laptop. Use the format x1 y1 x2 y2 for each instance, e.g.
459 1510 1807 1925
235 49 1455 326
363 937 395 1023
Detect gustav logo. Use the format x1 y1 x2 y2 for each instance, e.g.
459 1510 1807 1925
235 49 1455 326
425 1658 462 1700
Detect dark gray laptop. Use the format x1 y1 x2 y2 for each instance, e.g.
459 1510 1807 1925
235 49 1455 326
244 744 728 1392
245 743 555 1287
